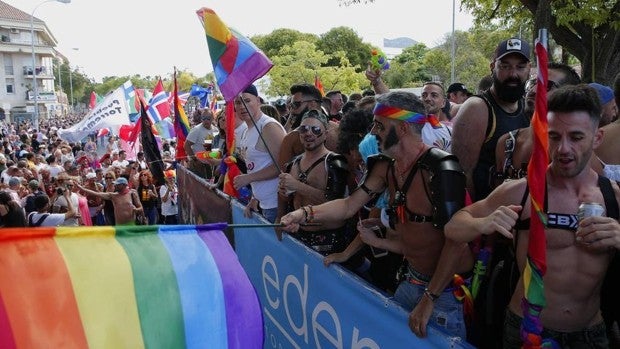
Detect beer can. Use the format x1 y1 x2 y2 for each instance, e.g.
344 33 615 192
578 202 605 221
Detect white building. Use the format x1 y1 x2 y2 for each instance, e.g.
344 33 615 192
0 0 66 124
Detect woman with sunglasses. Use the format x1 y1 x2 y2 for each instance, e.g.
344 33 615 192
137 170 159 225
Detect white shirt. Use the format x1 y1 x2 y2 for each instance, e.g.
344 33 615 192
159 184 179 216
186 124 217 154
52 192 79 226
28 212 66 227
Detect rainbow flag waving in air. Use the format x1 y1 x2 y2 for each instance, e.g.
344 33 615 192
0 225 263 349
196 7 273 199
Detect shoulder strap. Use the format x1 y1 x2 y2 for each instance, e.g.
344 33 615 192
29 212 49 227
599 176 619 219
477 91 497 144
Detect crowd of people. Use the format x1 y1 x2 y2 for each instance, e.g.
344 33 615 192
2 36 620 347
0 116 179 227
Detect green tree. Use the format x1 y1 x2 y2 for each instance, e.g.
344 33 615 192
317 26 373 71
460 0 620 84
252 29 319 59
266 41 367 97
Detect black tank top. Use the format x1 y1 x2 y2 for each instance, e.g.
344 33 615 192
473 91 528 201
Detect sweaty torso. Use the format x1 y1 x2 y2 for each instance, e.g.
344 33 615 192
111 192 136 225
509 183 612 331
290 154 344 231
389 166 472 276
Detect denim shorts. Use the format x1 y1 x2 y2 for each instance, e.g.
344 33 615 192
393 276 466 339
503 309 608 349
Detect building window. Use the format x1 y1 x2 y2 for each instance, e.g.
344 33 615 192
6 78 14 94
3 54 13 76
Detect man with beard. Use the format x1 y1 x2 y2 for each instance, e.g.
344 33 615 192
494 62 581 185
276 110 349 255
76 177 143 225
452 38 531 202
446 85 618 348
451 38 531 347
278 83 339 169
280 91 473 340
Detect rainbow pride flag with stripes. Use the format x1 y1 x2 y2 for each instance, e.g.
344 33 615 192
0 224 263 349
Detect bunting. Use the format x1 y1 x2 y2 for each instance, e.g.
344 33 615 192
0 225 263 349
522 32 556 348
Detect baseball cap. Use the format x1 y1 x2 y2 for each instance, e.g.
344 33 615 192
28 179 39 189
495 38 530 61
447 83 471 95
243 84 258 97
8 177 20 186
85 172 97 180
589 83 614 105
113 177 128 185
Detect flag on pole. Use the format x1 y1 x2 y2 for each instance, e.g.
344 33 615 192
139 98 166 186
190 84 212 108
173 69 191 161
521 31 556 349
147 78 172 123
196 7 273 198
314 72 325 97
89 91 103 110
196 7 273 101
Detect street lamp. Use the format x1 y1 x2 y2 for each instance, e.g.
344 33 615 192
31 0 71 130
69 48 78 112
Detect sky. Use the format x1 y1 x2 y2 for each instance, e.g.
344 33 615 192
5 0 474 82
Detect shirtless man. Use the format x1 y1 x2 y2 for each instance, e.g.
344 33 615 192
276 110 349 255
281 91 473 339
446 84 620 348
76 177 143 225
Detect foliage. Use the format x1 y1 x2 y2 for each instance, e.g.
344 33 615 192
460 0 620 84
316 26 374 70
252 29 319 59
266 41 367 97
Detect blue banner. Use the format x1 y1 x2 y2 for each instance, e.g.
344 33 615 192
232 202 475 349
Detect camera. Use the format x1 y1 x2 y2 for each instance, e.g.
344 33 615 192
56 187 65 195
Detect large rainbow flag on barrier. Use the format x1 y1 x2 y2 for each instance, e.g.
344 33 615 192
0 224 263 349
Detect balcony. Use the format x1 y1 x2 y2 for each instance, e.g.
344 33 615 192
23 65 54 79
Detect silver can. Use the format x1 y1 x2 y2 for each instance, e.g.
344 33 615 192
578 202 605 221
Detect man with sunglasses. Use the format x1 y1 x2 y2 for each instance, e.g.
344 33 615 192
281 91 472 340
277 110 349 255
278 84 340 169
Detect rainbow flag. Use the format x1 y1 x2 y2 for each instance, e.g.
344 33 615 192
173 69 191 161
314 72 325 97
522 31 557 348
196 7 273 102
0 225 263 349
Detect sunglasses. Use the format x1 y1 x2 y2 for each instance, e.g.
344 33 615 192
290 99 318 109
105 177 113 179
298 125 323 136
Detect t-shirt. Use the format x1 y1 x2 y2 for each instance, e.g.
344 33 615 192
28 212 66 227
186 124 218 154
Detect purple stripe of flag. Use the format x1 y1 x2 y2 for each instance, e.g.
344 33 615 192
197 225 263 349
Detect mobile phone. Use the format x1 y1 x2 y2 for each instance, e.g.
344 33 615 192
369 226 388 258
